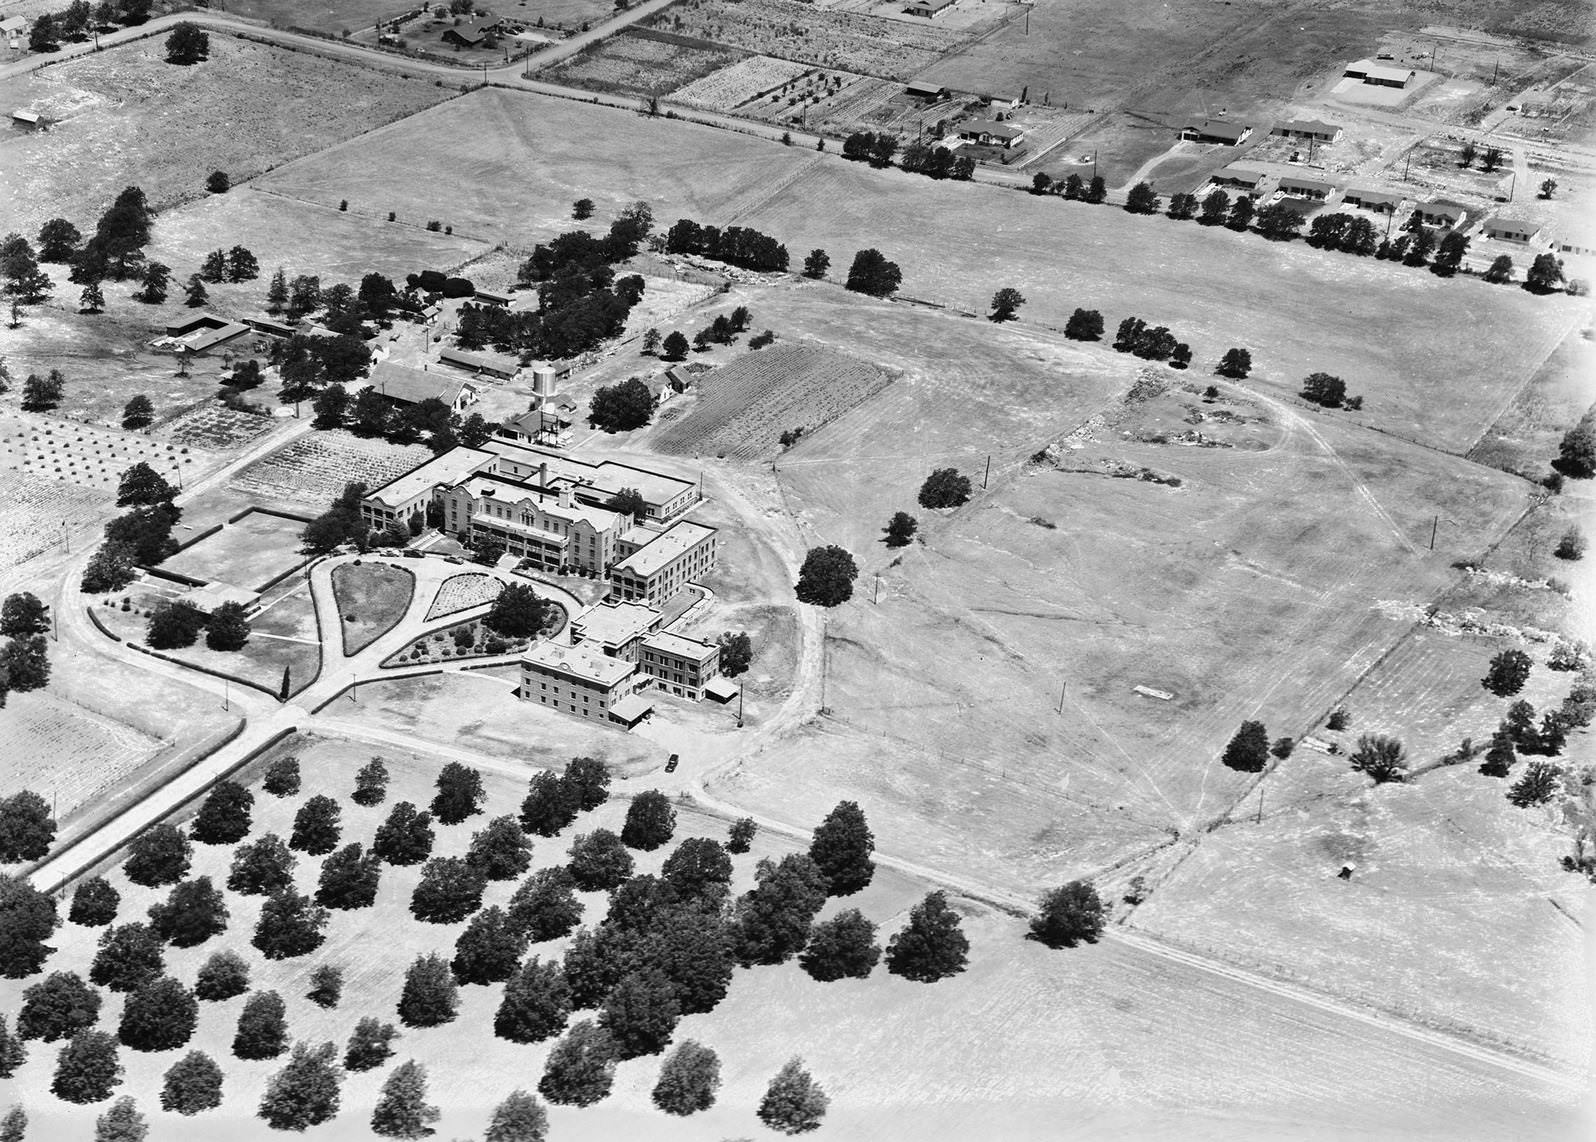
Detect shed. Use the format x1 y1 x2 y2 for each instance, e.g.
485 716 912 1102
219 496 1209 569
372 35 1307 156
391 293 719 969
439 345 519 379
369 361 480 410
1182 119 1253 145
0 16 27 34
905 80 948 101
903 0 954 15
473 288 512 307
244 315 297 338
11 109 41 128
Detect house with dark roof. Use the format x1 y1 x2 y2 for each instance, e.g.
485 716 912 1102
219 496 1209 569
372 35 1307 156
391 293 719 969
441 27 483 47
1343 187 1405 213
957 120 1025 148
905 80 948 101
1211 165 1266 191
903 0 954 16
368 361 480 411
1277 175 1335 201
439 345 519 379
1417 200 1467 229
1271 119 1343 144
1181 119 1253 145
1344 59 1416 88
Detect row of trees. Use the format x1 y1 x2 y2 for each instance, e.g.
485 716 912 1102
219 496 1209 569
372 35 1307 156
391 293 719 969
80 464 184 594
663 219 789 273
311 382 495 455
0 591 52 711
24 0 150 54
842 131 977 182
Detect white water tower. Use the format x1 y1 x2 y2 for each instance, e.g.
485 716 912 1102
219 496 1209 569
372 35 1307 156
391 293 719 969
532 366 556 402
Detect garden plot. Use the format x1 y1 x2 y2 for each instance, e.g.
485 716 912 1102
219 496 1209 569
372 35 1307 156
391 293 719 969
671 55 815 111
424 572 504 620
0 691 160 810
545 28 745 97
0 411 208 498
229 432 432 510
655 0 964 80
162 404 278 451
0 471 106 570
653 342 893 461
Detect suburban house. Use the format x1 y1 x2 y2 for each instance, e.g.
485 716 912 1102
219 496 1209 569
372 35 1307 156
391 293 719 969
497 409 545 444
441 27 483 47
1181 119 1253 145
1211 165 1266 191
367 361 480 412
1277 175 1335 201
1417 200 1467 229
519 642 654 728
905 80 948 101
2 15 26 46
438 345 519 379
957 120 1026 148
1482 217 1545 244
162 313 249 355
903 0 954 16
1344 59 1416 88
1343 187 1405 213
1271 119 1343 144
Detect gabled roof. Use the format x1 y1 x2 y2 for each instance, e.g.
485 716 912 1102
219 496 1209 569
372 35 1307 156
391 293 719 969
369 361 470 406
1279 177 1335 193
1364 64 1415 83
1185 119 1250 142
1214 164 1265 184
1345 186 1404 204
1274 119 1341 135
439 345 519 376
960 120 1024 140
1485 216 1540 232
1422 200 1467 218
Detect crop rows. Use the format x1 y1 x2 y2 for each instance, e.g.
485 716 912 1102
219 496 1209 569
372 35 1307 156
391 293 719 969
671 55 813 111
230 432 432 508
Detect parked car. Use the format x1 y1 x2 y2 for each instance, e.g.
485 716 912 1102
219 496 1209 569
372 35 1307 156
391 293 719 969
664 754 679 773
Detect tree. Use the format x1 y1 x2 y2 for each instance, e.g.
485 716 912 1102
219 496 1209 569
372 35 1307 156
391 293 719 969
1558 418 1596 479
344 1017 398 1072
604 487 647 520
1125 181 1160 214
485 1090 549 1142
114 396 157 438
221 245 255 283
661 837 733 907
493 956 571 1045
795 545 858 608
758 1058 828 1135
884 890 969 982
507 866 583 943
1483 649 1532 696
69 877 120 927
20 372 63 412
538 1021 616 1107
37 218 81 263
252 889 329 960
1508 760 1561 807
232 992 288 1060
182 274 209 308
1300 372 1346 408
844 248 903 297
117 976 198 1052
146 877 228 947
809 801 875 896
266 267 289 312
52 1031 123 1104
424 762 484 828
568 829 634 892
81 541 137 594
410 857 486 924
0 788 55 860
116 462 176 507
80 279 106 313
164 22 209 63
1556 526 1586 561
370 1060 440 1140
1220 720 1270 772
599 967 679 1059
1167 192 1199 220
519 772 579 838
257 1041 342 1130
310 383 349 430
716 630 754 677
0 1017 23 1079
146 600 205 650
918 467 972 509
989 286 1025 322
227 833 296 895
1029 880 1105 948
733 854 828 965
801 248 832 280
160 1050 223 1115
651 1040 721 1116
446 906 523 988
135 260 170 303
1349 734 1407 783
123 824 190 887
1063 307 1104 340
289 795 342 856
1081 174 1106 204
307 965 343 1009
484 583 547 638
660 330 690 361
621 791 676 851
193 950 249 1001
1226 195 1254 231
728 816 758 854
398 954 458 1028
17 971 102 1042
316 843 381 910
799 910 880 981
1432 230 1469 276
563 756 611 812
1482 253 1514 284
0 1107 20 1142
373 802 435 865
92 1096 146 1142
1526 252 1566 294
1216 347 1253 379
198 249 228 283
196 599 249 651
261 754 300 796
588 378 655 432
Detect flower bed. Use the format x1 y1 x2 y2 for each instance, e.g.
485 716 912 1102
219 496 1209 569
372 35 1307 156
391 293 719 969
424 572 504 620
383 603 565 667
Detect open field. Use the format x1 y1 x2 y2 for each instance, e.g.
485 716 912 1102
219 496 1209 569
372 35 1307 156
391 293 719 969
248 87 821 248
2 733 1580 1140
654 341 893 461
162 509 311 591
206 0 413 33
0 470 105 571
331 561 415 655
545 27 745 97
0 33 451 236
230 431 432 510
0 690 159 807
1468 321 1596 479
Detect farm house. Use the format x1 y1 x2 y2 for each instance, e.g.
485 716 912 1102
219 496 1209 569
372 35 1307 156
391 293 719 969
903 0 955 16
957 120 1026 148
1344 59 1416 88
367 361 481 412
1182 119 1253 145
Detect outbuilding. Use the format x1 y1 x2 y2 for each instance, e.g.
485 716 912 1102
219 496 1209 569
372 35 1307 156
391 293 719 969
903 0 954 16
905 80 948 101
1181 119 1253 145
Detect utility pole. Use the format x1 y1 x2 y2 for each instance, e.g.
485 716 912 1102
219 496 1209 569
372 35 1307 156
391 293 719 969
737 687 744 729
982 454 991 489
1429 514 1438 551
1057 680 1066 714
1255 785 1264 824
223 677 230 712
873 574 880 604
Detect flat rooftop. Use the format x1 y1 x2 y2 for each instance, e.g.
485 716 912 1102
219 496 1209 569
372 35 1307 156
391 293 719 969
523 641 636 687
365 447 495 508
485 439 696 508
574 601 661 648
613 520 716 579
642 631 717 662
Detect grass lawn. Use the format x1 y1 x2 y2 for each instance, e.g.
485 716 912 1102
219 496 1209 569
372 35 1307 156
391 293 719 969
247 577 324 697
3 732 1577 1141
331 562 415 655
163 511 312 593
0 34 452 236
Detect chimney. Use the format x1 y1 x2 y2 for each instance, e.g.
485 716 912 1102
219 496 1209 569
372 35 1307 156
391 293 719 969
559 484 573 509
540 462 548 489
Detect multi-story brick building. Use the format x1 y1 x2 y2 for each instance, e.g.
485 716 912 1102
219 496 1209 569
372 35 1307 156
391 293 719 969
519 642 654 728
608 521 718 607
